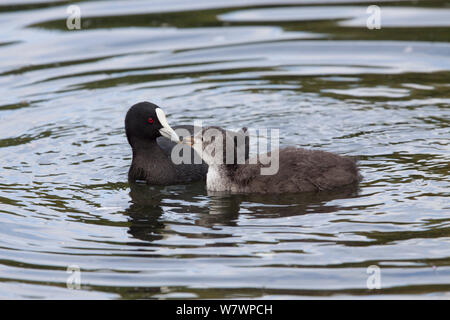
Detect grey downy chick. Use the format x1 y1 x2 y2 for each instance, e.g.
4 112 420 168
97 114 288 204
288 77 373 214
183 126 360 194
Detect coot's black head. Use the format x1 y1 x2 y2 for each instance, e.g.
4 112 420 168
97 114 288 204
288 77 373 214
125 101 179 147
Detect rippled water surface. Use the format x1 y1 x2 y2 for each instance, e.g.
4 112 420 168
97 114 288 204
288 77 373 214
0 0 449 299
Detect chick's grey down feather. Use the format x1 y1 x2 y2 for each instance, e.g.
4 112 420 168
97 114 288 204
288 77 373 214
189 126 360 194
232 147 360 194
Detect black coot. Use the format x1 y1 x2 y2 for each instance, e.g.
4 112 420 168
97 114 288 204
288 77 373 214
125 102 249 185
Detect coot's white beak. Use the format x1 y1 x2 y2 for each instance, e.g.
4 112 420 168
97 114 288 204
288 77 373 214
156 108 180 143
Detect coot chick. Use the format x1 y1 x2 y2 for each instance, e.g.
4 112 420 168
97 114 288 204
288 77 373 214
125 102 249 185
183 126 360 194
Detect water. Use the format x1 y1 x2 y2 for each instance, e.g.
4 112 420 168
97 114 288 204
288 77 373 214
0 0 449 299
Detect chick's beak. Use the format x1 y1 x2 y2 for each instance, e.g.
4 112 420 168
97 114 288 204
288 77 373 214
182 136 194 146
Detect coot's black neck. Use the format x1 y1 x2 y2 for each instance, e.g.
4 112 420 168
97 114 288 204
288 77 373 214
130 138 159 155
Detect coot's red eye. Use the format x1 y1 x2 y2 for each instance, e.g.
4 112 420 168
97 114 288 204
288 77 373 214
147 117 154 124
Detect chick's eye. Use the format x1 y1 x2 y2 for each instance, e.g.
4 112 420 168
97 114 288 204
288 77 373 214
147 117 154 124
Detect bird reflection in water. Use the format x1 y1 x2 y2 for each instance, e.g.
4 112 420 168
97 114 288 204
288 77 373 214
124 181 360 243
